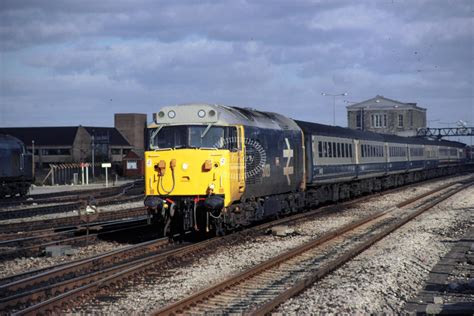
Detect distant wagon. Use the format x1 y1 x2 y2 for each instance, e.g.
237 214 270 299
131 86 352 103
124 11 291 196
0 134 33 198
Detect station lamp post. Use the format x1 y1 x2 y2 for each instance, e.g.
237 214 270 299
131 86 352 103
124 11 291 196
31 140 35 179
91 132 95 179
321 92 348 126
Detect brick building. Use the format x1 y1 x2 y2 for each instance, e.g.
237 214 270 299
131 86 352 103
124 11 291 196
346 95 427 136
114 113 147 156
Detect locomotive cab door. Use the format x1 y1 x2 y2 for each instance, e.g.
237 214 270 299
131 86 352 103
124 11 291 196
227 125 245 205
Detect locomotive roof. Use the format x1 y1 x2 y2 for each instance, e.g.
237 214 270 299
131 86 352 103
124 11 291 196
150 104 301 131
0 134 24 150
295 120 466 148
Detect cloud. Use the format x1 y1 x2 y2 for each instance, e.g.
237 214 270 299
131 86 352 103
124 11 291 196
0 0 472 129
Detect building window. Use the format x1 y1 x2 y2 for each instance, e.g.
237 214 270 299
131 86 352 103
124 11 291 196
398 114 403 127
356 113 361 128
111 148 122 155
371 114 387 128
41 148 71 155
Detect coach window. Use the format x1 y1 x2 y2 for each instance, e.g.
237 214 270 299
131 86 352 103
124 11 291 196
337 143 341 157
328 142 332 157
323 142 328 157
333 143 337 158
318 141 323 157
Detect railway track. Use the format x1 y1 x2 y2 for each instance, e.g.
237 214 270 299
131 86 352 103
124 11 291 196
0 217 152 260
153 179 473 315
0 193 144 221
0 180 143 208
2 177 470 315
0 207 148 235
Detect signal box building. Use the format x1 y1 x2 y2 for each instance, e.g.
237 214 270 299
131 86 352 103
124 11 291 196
346 95 427 136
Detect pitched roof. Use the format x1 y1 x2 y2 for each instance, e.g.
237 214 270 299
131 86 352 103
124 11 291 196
83 127 131 146
123 150 141 160
0 127 79 146
346 95 426 111
0 126 132 147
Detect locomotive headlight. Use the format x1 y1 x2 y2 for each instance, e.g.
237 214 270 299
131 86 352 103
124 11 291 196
168 110 176 119
182 162 189 171
197 109 206 118
209 183 215 190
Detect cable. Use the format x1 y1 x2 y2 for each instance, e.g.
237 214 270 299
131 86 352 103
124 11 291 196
157 168 175 195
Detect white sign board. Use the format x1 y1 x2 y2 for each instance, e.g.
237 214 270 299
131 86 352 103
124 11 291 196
101 163 112 168
127 161 138 170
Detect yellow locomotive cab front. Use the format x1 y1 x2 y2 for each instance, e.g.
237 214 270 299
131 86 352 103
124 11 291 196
145 146 244 207
144 121 245 218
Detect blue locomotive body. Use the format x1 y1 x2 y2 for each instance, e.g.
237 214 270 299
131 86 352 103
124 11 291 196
0 134 33 198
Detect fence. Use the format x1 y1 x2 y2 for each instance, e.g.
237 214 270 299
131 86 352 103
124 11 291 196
41 163 107 185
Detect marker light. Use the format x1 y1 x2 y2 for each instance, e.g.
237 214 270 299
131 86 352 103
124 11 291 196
198 109 206 118
168 110 176 119
182 162 189 171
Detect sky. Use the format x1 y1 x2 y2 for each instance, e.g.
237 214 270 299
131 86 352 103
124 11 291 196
0 0 473 131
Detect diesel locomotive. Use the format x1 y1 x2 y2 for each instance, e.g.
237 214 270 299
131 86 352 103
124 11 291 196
144 104 466 236
0 134 33 198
